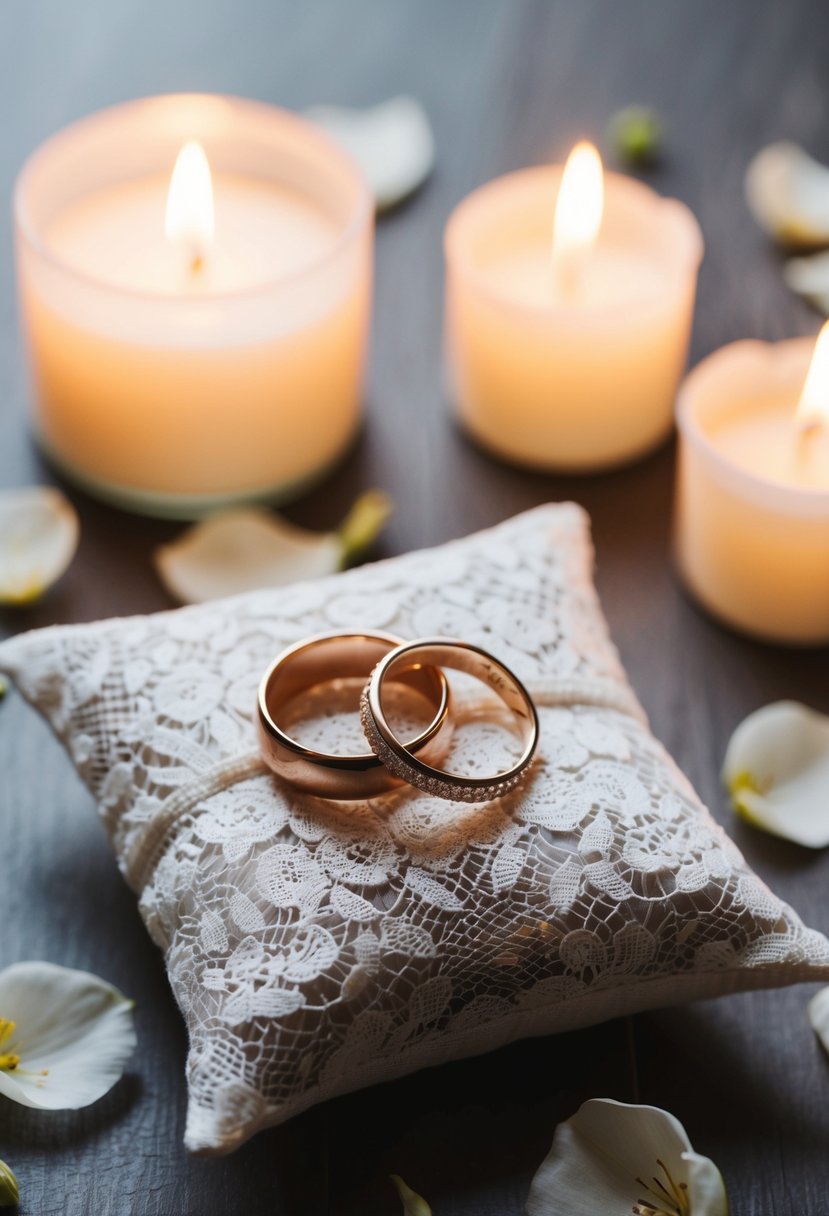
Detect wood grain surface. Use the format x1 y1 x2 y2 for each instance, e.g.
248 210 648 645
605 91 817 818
2 2 829 1212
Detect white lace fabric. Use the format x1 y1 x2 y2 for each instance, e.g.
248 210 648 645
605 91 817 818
1 503 827 1155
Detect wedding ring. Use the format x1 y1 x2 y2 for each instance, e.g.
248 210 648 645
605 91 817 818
361 637 539 803
257 630 451 800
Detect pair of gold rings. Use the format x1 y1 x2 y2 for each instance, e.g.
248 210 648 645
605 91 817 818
256 630 539 803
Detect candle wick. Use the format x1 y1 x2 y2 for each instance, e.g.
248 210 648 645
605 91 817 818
552 254 581 303
190 251 205 275
796 415 823 467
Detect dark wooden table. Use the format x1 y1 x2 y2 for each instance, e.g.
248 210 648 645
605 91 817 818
2 2 829 1212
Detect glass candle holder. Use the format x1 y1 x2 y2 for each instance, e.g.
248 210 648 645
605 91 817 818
15 94 373 518
444 166 702 472
675 338 829 645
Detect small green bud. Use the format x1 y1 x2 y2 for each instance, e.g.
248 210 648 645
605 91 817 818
0 1159 19 1208
608 105 664 167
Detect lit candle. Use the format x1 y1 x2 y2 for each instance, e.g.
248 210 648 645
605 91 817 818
444 143 703 472
164 140 215 274
14 94 373 518
675 326 829 644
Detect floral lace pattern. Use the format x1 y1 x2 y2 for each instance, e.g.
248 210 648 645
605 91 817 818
1 503 828 1154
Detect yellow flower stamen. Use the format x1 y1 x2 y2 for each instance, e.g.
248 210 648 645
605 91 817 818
0 1020 20 1070
633 1158 690 1216
728 769 774 826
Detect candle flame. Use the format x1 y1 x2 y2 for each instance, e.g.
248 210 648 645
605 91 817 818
552 141 604 297
165 141 215 271
797 320 829 433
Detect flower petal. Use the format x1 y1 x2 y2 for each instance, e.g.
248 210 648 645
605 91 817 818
0 962 135 1110
722 700 829 848
808 985 829 1057
306 97 434 211
155 491 391 604
746 141 829 247
154 508 339 604
390 1175 432 1216
0 487 79 606
685 1151 731 1216
785 250 829 315
527 1098 727 1216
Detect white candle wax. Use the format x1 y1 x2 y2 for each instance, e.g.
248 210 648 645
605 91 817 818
48 175 338 295
706 398 829 490
483 244 664 311
675 337 829 645
444 164 703 472
15 95 373 518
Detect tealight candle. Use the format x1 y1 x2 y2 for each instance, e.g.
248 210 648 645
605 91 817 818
14 94 373 517
675 326 829 644
444 143 703 472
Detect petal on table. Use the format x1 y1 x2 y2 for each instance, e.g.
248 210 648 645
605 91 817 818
808 985 829 1057
527 1097 728 1216
722 700 829 848
154 491 391 604
0 961 135 1110
685 1151 731 1216
155 508 341 603
306 97 434 211
785 250 829 314
0 486 79 606
746 141 829 247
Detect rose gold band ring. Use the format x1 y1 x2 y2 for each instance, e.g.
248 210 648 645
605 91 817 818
361 637 539 803
257 630 451 800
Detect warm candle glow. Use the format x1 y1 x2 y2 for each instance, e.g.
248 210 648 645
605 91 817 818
165 141 215 271
552 141 604 297
797 321 829 432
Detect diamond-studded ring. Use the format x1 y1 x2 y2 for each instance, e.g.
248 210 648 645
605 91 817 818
361 637 539 803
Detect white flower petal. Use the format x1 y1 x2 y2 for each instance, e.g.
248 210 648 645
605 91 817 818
746 141 829 247
722 700 829 848
154 491 391 604
527 1098 727 1216
306 97 434 211
785 250 829 315
155 509 339 604
808 985 829 1057
0 487 79 605
685 1150 731 1216
0 961 135 1110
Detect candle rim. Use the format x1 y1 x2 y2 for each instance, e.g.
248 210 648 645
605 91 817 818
444 163 703 321
13 92 373 305
677 335 829 512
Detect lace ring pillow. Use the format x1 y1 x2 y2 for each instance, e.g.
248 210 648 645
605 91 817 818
1 503 827 1154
